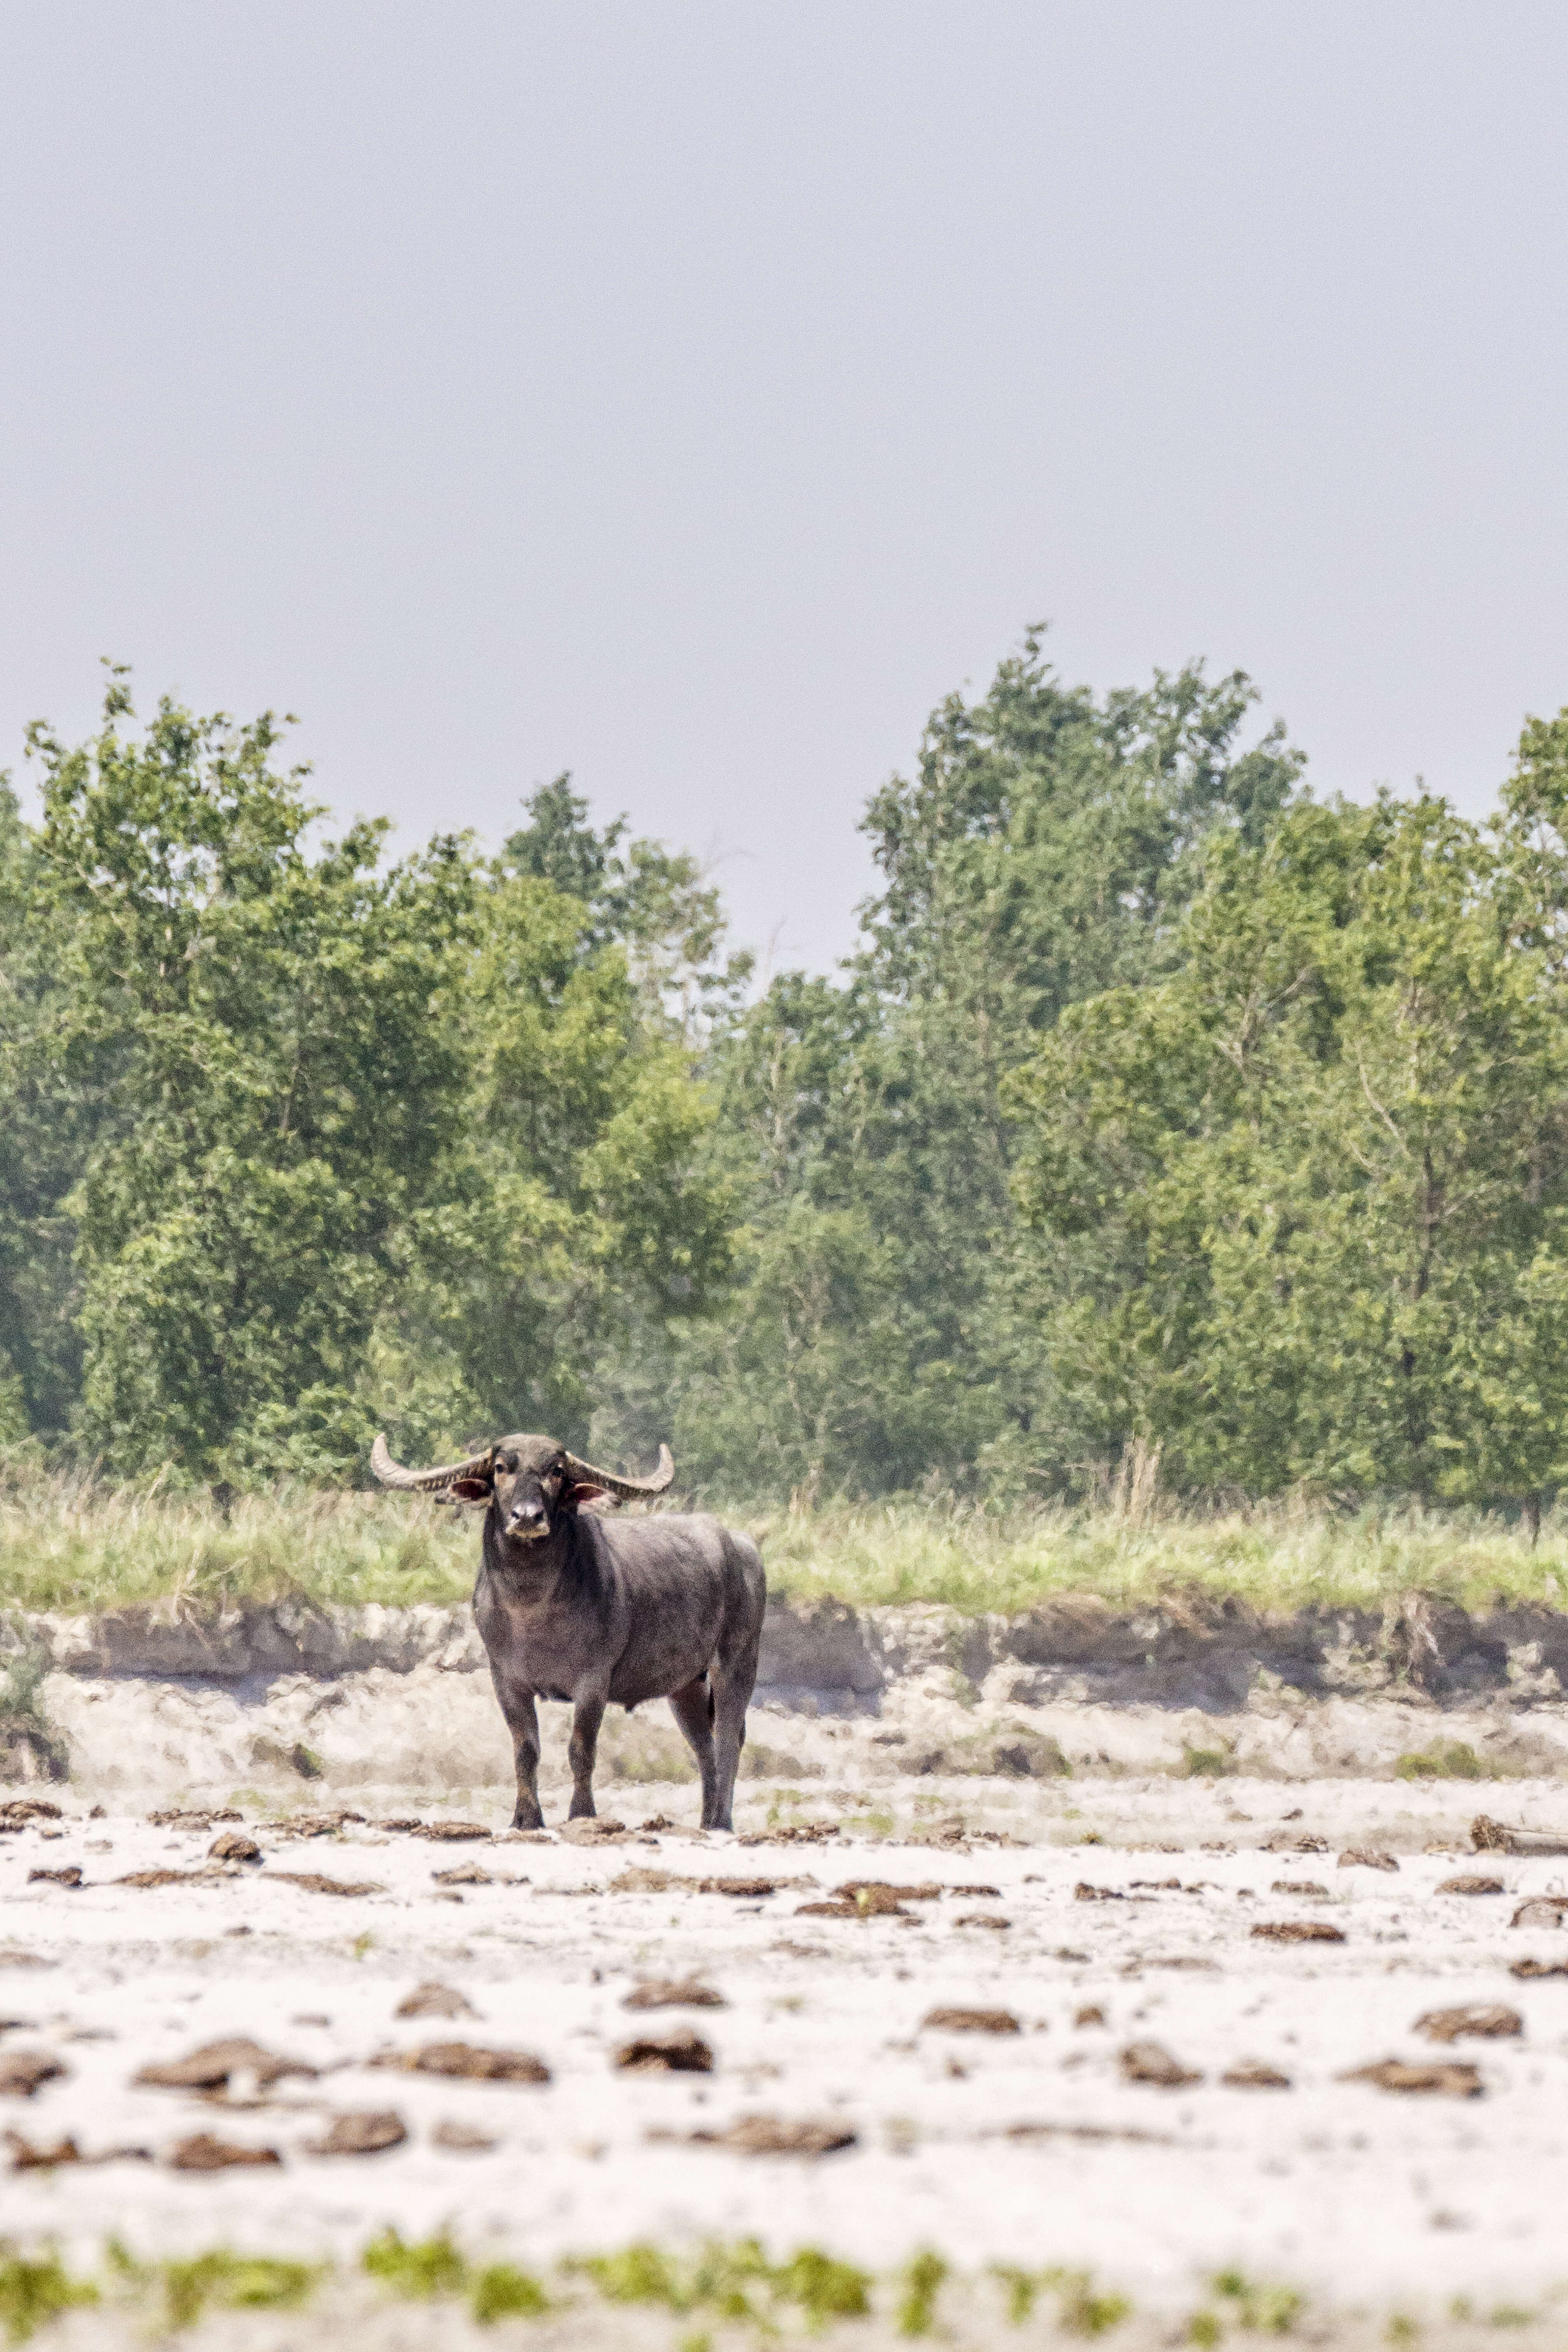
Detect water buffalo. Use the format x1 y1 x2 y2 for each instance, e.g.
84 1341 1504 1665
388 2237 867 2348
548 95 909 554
370 1432 765 1832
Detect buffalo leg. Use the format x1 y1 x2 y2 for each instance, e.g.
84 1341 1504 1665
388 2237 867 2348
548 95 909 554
667 1678 719 1828
709 1638 761 1834
493 1680 544 1830
567 1690 607 1820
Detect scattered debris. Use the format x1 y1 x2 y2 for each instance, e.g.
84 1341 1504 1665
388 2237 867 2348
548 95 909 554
1250 1920 1346 1944
1221 2060 1292 2089
921 2007 1021 2035
1074 1883 1127 1902
208 1831 261 1864
395 1982 477 2021
1265 1834 1329 1854
305 2110 408 2156
653 2113 857 2156
1340 2059 1484 2097
431 1863 498 1887
1414 2005 1522 2044
0 2050 66 2098
1510 1897 1568 1929
135 2038 316 2092
1436 1875 1504 1896
432 2118 499 2152
373 2042 550 2084
148 1808 242 1830
168 2132 283 2170
416 1822 494 1842
26 1867 81 1888
623 1979 726 2011
1120 2040 1201 2088
1473 1816 1568 1857
115 1868 229 1889
954 1914 1010 1930
258 1811 367 1837
1 1801 62 1825
614 2027 714 2074
739 1822 838 1846
1271 1881 1328 1897
696 1877 778 1898
1338 1850 1399 1872
1512 1958 1568 1981
264 1872 384 1897
7 2129 151 2169
950 1884 1002 1898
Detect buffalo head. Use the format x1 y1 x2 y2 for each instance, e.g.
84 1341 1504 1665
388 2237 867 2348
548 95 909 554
369 1430 674 1540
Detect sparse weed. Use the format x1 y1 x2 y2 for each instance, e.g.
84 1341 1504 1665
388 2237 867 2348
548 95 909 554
1184 1746 1235 1778
1395 1742 1488 1782
158 2252 319 2329
471 2263 550 2323
1386 2318 1419 2345
897 2250 947 2337
0 2249 98 2343
1188 2314 1224 2347
362 2230 467 2301
1213 2270 1304 2335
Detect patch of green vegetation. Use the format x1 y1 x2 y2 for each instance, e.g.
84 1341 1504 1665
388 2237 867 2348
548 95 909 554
1184 1745 1236 1778
843 1806 896 1838
471 2263 551 2323
568 2242 871 2334
0 2249 98 2343
362 2230 467 2301
1188 2313 1224 2347
991 2267 1130 2335
897 2251 948 2337
1212 2270 1304 2335
156 2252 320 2329
772 2248 872 2324
1385 2317 1419 2345
1395 1741 1488 1781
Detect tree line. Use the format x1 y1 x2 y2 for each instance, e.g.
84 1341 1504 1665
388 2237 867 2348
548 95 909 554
5 640 1568 1510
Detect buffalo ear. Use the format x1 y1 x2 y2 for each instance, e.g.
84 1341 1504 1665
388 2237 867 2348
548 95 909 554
448 1475 493 1502
565 1482 611 1509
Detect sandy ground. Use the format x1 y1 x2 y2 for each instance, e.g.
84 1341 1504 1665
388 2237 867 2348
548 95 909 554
4 1771 1568 2346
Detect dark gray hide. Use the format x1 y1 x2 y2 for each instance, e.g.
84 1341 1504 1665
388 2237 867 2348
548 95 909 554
372 1432 765 1831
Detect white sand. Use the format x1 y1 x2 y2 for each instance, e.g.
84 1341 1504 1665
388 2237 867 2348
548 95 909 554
4 1778 1568 2324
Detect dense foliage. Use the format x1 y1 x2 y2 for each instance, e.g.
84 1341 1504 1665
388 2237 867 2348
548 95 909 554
4 645 1566 1510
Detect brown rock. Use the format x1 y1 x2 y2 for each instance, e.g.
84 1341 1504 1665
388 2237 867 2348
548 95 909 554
623 1979 726 2011
1338 1849 1399 1872
0 2051 66 2098
6 2129 80 2167
135 2038 315 2091
951 1884 1002 1898
168 2132 283 2169
116 1868 222 1888
1074 1883 1126 1902
1512 1958 1568 1980
379 2041 550 2084
305 2109 407 2156
1436 1875 1504 1896
560 1819 628 1845
258 1811 366 1837
1 1801 61 1824
1120 2039 1201 2088
1074 2005 1107 2029
1473 1815 1568 1857
1340 2059 1483 2097
1221 2060 1292 2089
694 2113 856 2156
920 2007 1020 2035
1265 1833 1328 1855
149 1808 242 1830
395 1982 477 2021
26 1867 81 1888
265 1872 384 1897
795 1900 858 1919
416 1822 494 1842
614 2026 714 2074
376 1817 424 1832
835 1880 942 1904
432 2118 499 2152
955 1913 1010 1930
696 1877 777 1898
1250 1920 1346 1944
208 1831 261 1864
612 1867 681 1894
1270 1881 1328 1897
1414 2004 1522 2044
431 1863 495 1887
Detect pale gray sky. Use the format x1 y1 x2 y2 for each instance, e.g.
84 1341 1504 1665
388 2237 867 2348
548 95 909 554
3 2 1565 972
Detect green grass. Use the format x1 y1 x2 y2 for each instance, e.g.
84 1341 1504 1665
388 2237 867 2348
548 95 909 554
2 1460 1568 1620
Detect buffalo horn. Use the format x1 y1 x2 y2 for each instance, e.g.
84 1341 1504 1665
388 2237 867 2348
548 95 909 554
370 1433 494 1491
562 1443 675 1500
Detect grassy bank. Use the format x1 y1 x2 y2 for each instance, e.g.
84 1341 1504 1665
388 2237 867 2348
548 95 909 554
1 1468 1567 1620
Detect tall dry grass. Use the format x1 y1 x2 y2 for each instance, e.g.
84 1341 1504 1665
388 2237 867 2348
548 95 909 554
0 1459 1564 1620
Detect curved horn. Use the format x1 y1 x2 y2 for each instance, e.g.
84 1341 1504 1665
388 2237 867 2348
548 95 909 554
370 1433 494 1492
562 1442 675 1501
